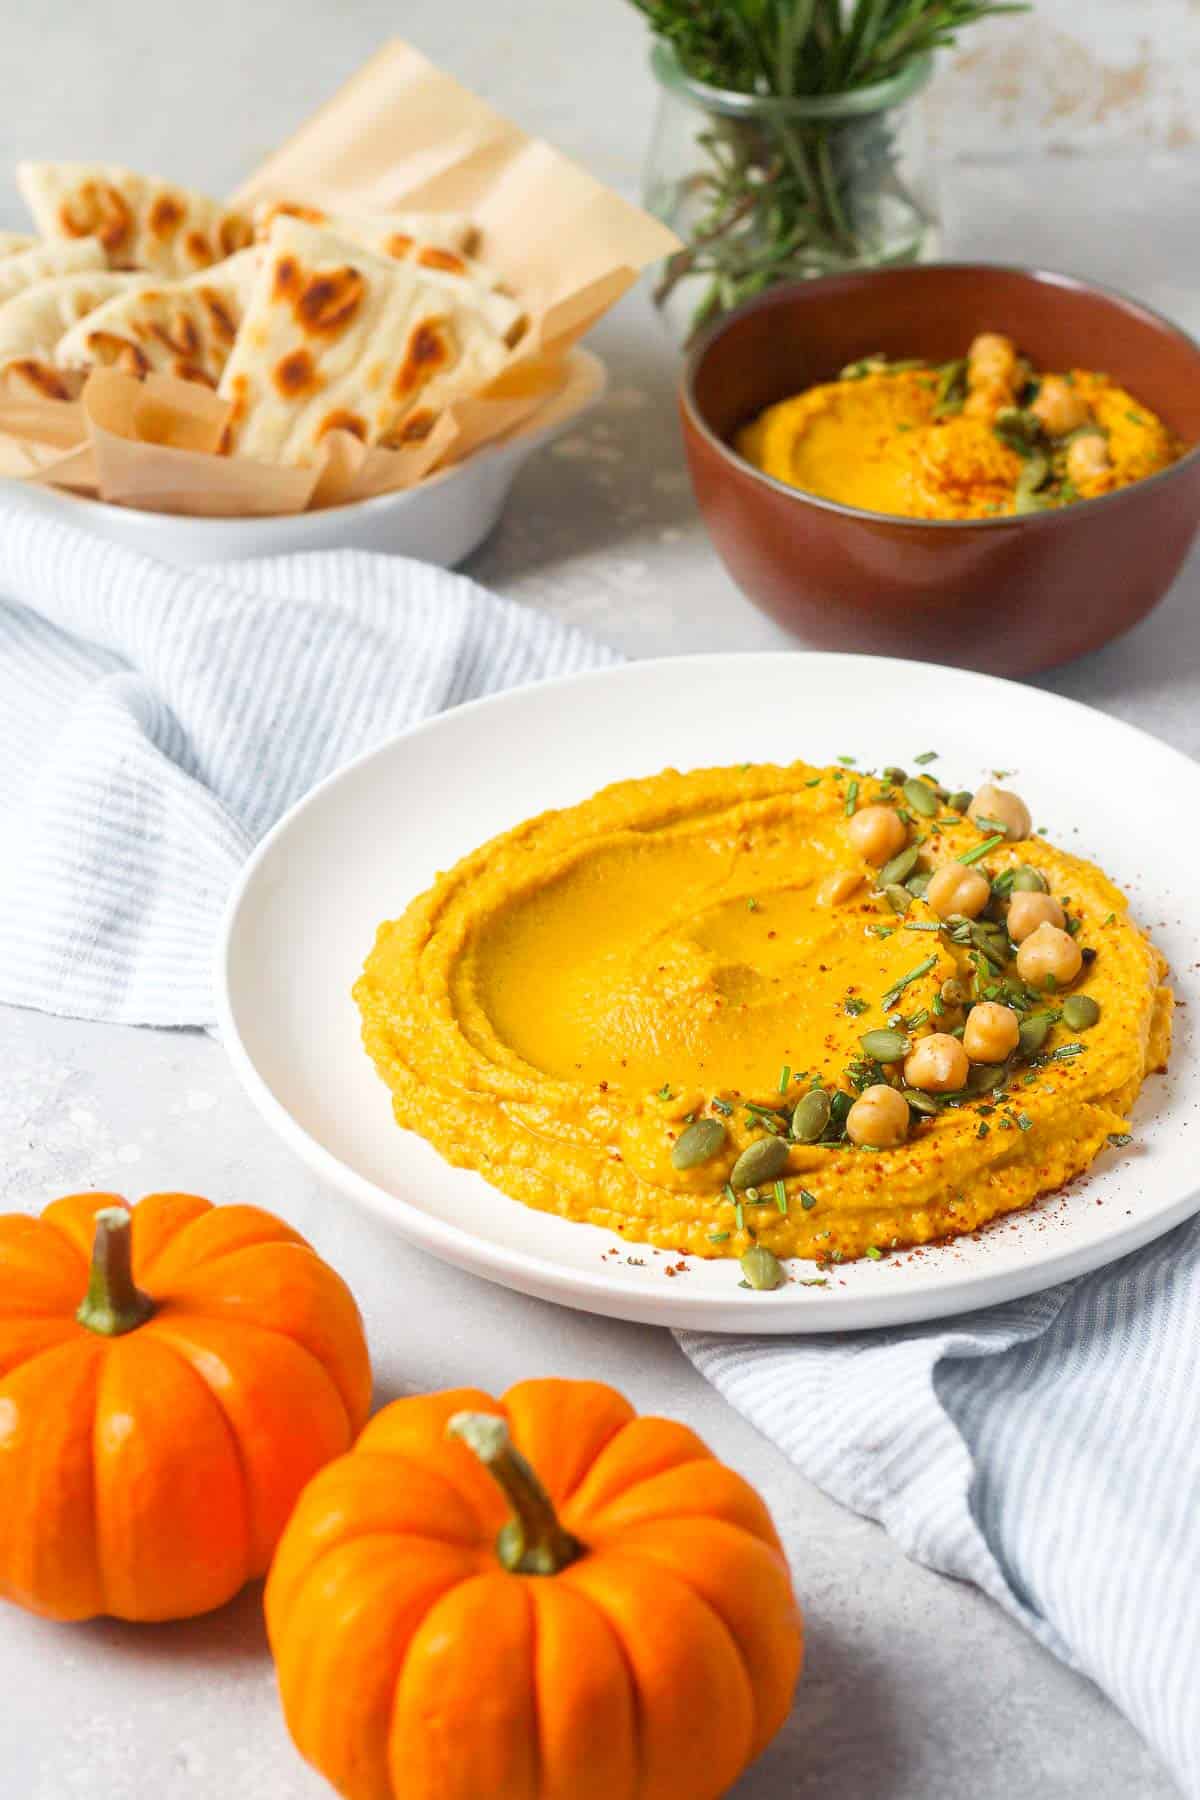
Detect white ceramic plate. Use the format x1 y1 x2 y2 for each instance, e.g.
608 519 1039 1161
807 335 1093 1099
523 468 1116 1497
217 654 1199 1333
1 349 605 568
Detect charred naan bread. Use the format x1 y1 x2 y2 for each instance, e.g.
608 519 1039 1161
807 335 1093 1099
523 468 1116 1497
0 237 106 308
55 249 259 387
0 232 34 259
252 199 523 343
0 270 148 398
254 199 477 257
17 162 253 278
217 218 510 466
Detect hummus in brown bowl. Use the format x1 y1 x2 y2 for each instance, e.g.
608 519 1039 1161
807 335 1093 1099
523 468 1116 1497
355 760 1171 1271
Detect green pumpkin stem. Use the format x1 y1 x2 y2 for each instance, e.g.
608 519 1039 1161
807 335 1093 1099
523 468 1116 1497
447 1411 582 1576
76 1207 155 1337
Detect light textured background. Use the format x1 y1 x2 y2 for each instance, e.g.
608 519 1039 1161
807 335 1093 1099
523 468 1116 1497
0 3 1196 1797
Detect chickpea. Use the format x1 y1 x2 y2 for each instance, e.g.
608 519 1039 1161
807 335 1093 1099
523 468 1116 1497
963 1001 1021 1063
1016 922 1083 989
968 783 1032 842
847 804 907 866
1066 431 1111 488
846 1083 910 1149
968 332 1018 393
1007 889 1066 943
926 862 991 921
903 1032 970 1093
1031 375 1089 439
817 868 864 906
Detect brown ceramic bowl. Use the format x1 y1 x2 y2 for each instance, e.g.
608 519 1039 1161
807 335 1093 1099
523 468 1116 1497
680 264 1200 674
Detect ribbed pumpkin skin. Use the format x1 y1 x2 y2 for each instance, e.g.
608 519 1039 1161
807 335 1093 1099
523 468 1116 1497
266 1379 803 1800
0 1191 372 1622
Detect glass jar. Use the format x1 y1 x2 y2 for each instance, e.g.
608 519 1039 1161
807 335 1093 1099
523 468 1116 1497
642 43 940 346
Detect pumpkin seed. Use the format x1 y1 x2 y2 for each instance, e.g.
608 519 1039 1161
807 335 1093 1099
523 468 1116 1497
740 1245 786 1291
906 870 932 900
882 765 908 785
993 407 1042 457
730 1135 790 1190
878 845 920 888
934 359 967 417
860 1028 910 1063
884 884 911 914
968 1062 1009 1093
791 1088 832 1143
1014 449 1051 514
947 790 973 814
1062 994 1101 1031
1010 865 1048 893
671 1117 727 1171
904 1089 940 1116
1018 1012 1053 1056
827 1090 853 1134
902 778 939 818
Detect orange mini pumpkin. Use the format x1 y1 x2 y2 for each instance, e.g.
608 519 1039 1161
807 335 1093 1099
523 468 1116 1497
0 1190 372 1622
267 1378 803 1800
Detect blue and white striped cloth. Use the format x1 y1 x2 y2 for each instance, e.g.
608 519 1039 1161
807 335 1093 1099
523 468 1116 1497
0 504 614 1025
2 504 1197 1796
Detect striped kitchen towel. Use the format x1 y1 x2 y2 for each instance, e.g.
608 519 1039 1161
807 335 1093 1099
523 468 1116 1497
0 502 615 1026
680 1227 1200 1797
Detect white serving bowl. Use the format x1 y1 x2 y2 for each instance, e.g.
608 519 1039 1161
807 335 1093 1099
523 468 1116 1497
2 348 606 567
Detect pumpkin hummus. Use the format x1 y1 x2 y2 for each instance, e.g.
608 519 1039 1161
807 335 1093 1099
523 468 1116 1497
354 761 1172 1267
736 333 1181 520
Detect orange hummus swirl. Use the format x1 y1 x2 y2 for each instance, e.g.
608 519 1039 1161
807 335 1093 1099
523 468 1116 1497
354 761 1171 1265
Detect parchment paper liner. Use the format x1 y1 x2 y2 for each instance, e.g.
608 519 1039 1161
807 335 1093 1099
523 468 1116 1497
0 39 679 518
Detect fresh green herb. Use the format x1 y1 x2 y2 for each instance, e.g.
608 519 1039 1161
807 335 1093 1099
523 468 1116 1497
1017 1112 1034 1131
914 750 939 765
1108 1132 1133 1147
712 1096 733 1115
656 1082 672 1100
844 996 869 1016
904 920 942 932
805 776 822 787
774 1178 788 1213
798 1277 829 1287
778 1064 791 1093
746 896 759 912
977 1120 990 1138
708 1231 730 1243
865 1245 883 1260
881 955 937 1008
735 1200 745 1231
837 754 857 765
800 1189 817 1210
957 833 1006 866
844 779 859 816
1050 1042 1085 1060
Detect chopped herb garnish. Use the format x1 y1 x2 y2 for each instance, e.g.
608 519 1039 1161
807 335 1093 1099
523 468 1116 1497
747 896 759 912
800 1189 817 1210
957 833 1006 866
724 1182 737 1206
805 776 822 787
708 1231 730 1243
904 920 942 932
798 1277 829 1287
656 1082 672 1100
778 1064 791 1093
977 1121 990 1138
734 1201 745 1231
1051 1042 1085 1059
837 754 857 765
869 924 896 938
774 1179 788 1214
712 1097 733 1115
1017 1112 1034 1131
844 996 869 1016
1108 1132 1133 1147
844 779 859 817
1126 410 1144 426
882 955 937 1008
914 750 939 765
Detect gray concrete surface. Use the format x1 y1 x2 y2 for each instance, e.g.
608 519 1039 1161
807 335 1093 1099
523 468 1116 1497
0 3 1194 1795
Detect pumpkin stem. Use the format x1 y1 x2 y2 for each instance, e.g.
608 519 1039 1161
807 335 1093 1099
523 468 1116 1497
448 1411 582 1576
76 1207 155 1337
